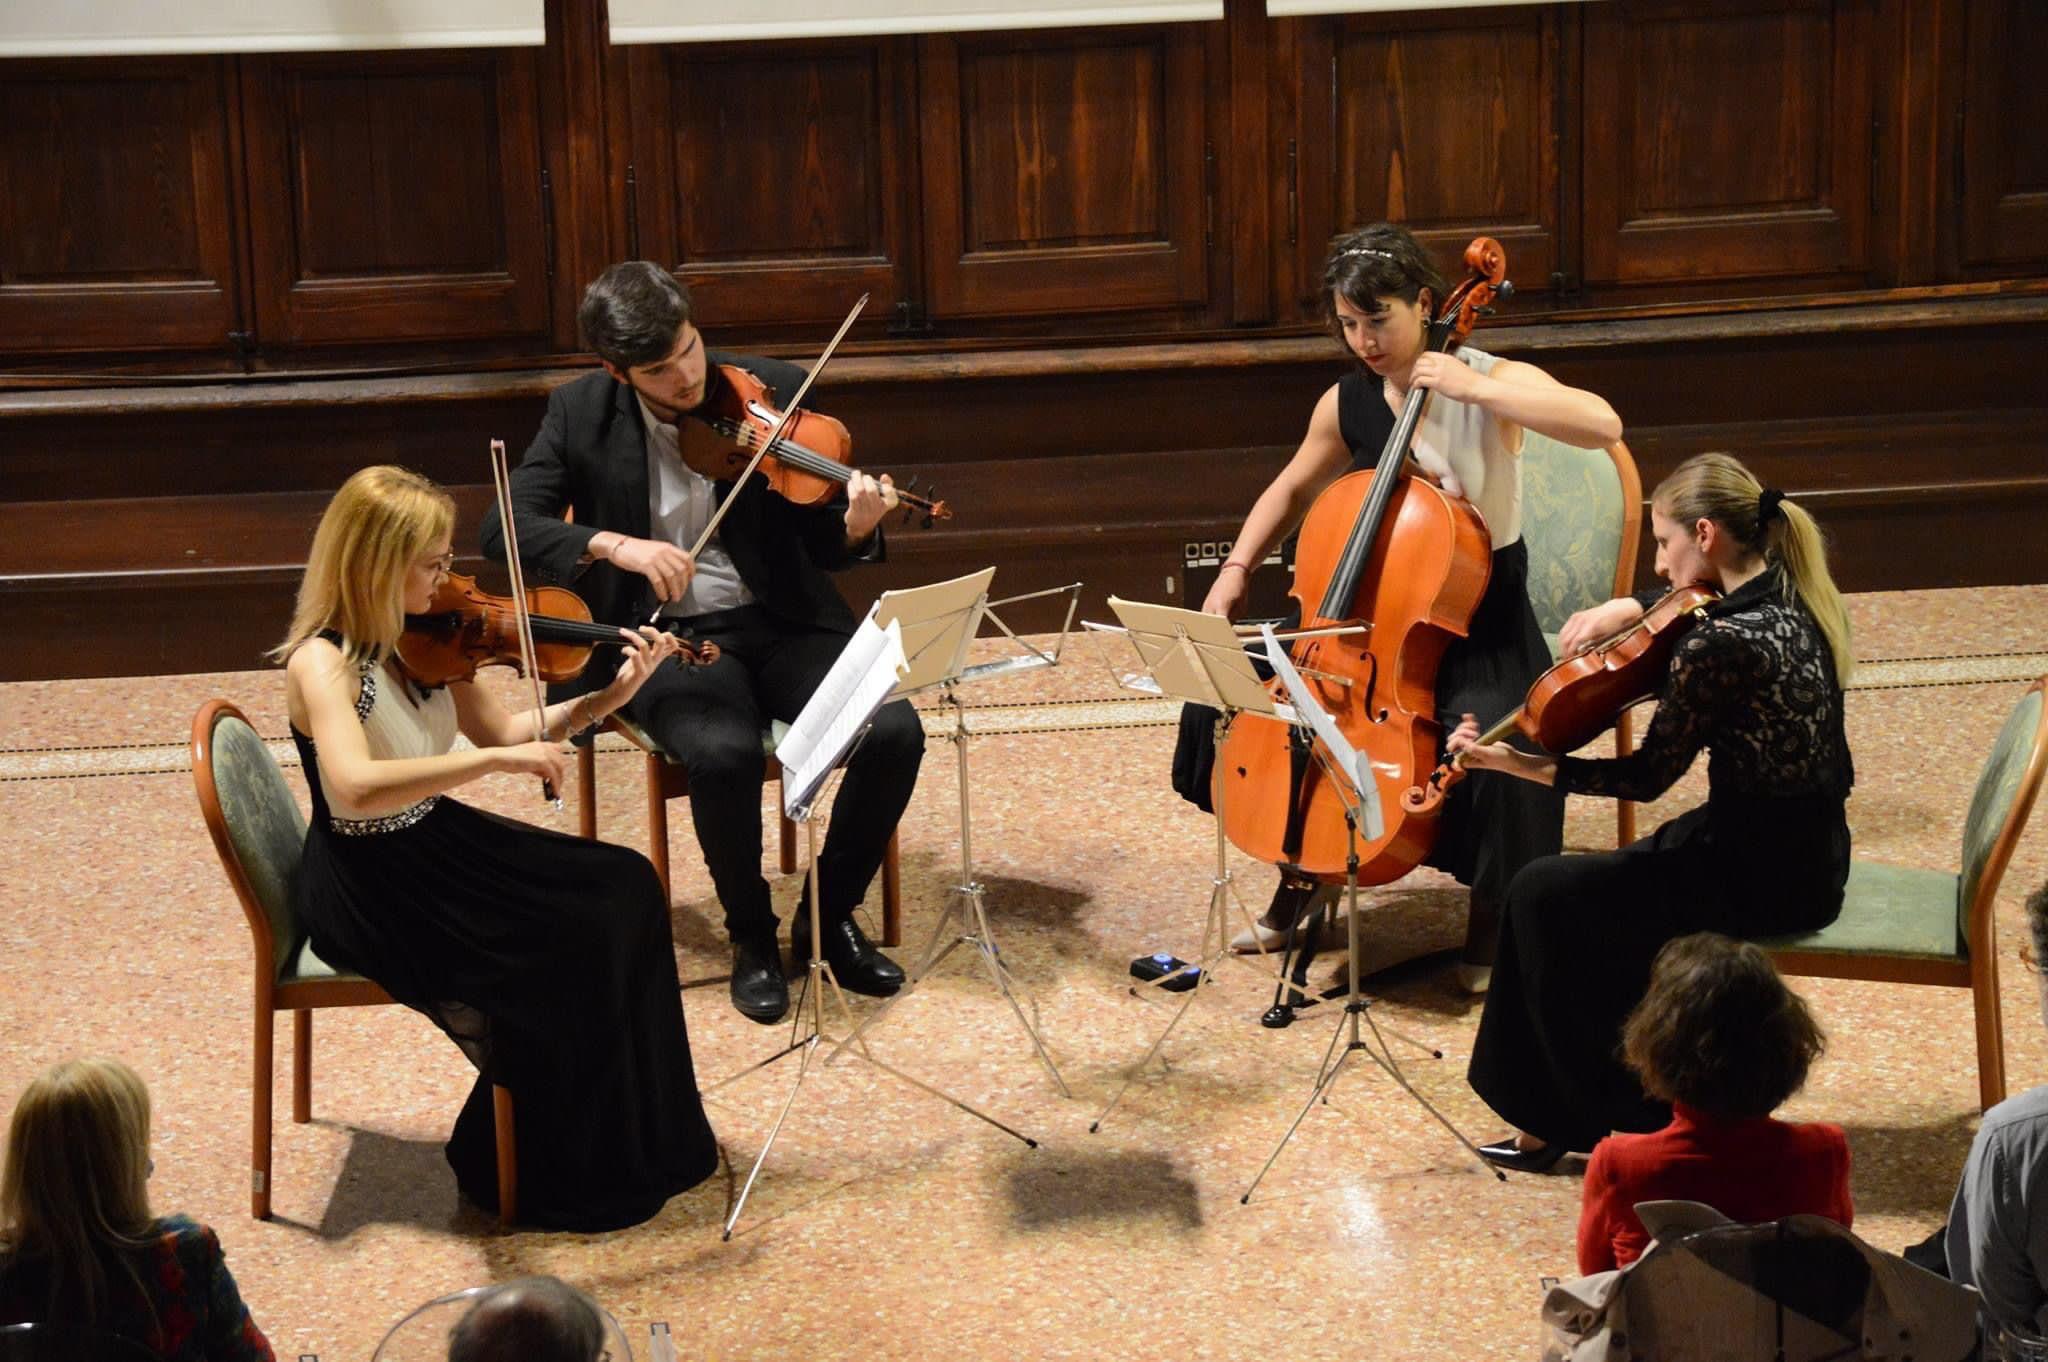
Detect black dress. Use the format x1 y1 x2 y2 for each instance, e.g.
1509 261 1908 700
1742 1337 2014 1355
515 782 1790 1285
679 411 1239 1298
1467 566 1855 1151
1172 367 1565 911
290 653 719 1230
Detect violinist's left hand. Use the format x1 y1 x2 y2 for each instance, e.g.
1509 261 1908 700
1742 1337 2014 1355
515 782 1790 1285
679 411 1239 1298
844 471 899 543
601 626 684 708
1447 712 1558 786
1410 352 1489 404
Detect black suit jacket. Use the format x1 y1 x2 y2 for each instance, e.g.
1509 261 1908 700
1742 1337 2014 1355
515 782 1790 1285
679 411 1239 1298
479 354 880 697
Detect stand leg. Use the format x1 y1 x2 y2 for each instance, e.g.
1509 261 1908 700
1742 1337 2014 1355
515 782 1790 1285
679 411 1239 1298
823 691 1069 1094
717 790 1038 1240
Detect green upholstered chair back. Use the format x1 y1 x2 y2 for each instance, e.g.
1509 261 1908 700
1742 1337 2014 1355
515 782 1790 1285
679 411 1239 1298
1958 683 2048 946
1519 433 1636 645
195 702 307 980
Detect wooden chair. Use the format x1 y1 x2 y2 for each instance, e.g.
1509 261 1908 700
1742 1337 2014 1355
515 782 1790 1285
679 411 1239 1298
1761 676 2048 1112
1518 434 1646 845
190 700 519 1226
575 712 902 946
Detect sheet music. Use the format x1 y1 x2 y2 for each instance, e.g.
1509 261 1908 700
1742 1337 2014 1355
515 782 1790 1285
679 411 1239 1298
778 616 909 819
1259 624 1383 841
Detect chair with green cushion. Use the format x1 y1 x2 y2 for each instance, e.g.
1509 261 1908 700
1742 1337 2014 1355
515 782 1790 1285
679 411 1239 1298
575 712 902 946
190 699 518 1226
1517 432 1645 845
1761 676 2048 1112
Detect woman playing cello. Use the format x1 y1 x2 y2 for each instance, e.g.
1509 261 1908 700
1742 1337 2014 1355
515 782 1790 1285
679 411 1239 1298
276 464 719 1229
1180 222 1623 990
1453 453 1856 1171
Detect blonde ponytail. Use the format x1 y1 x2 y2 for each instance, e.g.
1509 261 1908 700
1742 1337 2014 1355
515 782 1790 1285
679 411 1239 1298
1653 453 1854 684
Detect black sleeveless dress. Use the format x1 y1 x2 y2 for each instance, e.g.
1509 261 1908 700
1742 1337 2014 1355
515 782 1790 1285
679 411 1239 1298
1171 370 1565 910
290 653 719 1230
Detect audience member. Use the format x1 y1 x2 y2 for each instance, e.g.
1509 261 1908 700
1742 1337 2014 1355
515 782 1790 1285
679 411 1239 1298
1947 880 2048 1339
0 1057 273 1361
1577 933 1851 1273
447 1276 606 1362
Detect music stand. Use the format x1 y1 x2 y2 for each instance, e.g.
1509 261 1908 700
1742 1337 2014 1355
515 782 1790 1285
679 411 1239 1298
827 569 1083 1096
708 608 1037 1240
1083 597 1322 1134
1237 622 1498 1200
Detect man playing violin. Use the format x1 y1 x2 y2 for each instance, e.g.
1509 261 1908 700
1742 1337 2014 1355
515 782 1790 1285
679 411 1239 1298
481 260 919 1025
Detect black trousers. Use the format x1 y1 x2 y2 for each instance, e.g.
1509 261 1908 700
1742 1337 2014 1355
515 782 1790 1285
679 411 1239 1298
623 605 925 942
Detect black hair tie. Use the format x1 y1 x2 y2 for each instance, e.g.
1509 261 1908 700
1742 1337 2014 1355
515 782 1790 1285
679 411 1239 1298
1757 487 1786 525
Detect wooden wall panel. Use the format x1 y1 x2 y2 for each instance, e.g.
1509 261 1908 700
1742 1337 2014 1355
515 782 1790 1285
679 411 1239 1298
240 50 550 349
0 58 241 354
1582 0 1873 291
918 26 1211 318
623 40 914 333
1289 8 1563 310
1958 0 2048 269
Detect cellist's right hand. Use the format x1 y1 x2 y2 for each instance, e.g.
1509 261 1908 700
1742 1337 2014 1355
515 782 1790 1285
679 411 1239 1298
1201 564 1250 619
1558 596 1645 657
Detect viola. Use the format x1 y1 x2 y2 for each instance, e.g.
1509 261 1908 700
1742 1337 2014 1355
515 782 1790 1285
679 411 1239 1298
396 570 717 690
1401 581 1721 815
1216 237 1510 886
677 363 952 526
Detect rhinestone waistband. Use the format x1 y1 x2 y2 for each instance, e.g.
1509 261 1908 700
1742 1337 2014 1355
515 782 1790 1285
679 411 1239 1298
330 795 440 836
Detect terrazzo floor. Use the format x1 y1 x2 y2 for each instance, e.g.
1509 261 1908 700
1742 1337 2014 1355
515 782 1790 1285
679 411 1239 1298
3 584 2046 1360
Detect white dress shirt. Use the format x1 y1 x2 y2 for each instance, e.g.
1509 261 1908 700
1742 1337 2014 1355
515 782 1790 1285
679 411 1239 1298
637 394 755 618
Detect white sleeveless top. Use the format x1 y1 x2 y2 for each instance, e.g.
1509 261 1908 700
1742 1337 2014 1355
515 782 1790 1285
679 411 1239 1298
325 657 459 832
1407 345 1522 549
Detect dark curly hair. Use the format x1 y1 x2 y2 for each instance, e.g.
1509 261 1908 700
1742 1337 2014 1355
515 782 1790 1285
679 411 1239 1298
1621 932 1826 1119
1319 223 1448 358
578 261 693 370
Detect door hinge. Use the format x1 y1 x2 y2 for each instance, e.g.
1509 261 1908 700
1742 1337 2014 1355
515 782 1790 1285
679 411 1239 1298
886 300 932 337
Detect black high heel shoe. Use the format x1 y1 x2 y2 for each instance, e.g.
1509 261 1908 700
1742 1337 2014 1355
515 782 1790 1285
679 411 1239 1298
1477 1136 1567 1174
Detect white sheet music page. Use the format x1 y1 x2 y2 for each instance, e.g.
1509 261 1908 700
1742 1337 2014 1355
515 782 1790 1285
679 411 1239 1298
778 616 909 820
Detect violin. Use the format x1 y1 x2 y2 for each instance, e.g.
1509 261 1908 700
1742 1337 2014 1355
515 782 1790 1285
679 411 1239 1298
396 570 717 690
677 363 951 526
1401 582 1721 815
1216 238 1510 886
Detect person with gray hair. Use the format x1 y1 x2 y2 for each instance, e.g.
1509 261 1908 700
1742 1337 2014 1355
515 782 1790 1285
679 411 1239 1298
1947 880 2048 1348
448 1276 605 1362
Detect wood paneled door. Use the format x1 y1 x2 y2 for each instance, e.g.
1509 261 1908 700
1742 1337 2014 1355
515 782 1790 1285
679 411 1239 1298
621 39 917 334
916 25 1213 321
1957 0 2048 270
0 57 243 357
1581 0 1875 293
239 49 552 351
1286 6 1567 311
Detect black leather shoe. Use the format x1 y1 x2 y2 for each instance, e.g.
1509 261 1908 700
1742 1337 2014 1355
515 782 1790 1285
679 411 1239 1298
792 914 905 997
730 936 790 1024
1477 1136 1567 1174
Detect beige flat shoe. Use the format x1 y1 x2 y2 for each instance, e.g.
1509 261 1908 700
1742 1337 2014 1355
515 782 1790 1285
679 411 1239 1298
1454 962 1492 995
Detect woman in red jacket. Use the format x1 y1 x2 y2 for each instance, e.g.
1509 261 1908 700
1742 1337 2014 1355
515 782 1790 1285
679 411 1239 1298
1577 932 1851 1274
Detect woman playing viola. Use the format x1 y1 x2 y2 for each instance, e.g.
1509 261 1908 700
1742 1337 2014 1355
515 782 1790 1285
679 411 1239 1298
1180 222 1623 989
1453 452 1856 1171
276 464 719 1230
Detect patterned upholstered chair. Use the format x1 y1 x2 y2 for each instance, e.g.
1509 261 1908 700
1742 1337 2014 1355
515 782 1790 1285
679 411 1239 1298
190 700 518 1225
1762 676 2048 1112
574 713 902 946
1517 433 1645 845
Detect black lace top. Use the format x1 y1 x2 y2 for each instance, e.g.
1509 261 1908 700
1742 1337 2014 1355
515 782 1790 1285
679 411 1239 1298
1555 567 1855 806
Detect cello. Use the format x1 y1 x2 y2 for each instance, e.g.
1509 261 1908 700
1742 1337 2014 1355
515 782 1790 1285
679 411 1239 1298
1216 238 1510 885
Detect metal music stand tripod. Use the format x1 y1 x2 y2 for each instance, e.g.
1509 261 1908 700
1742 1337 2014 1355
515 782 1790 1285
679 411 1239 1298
706 611 1037 1240
1236 623 1498 1200
1083 596 1323 1134
827 570 1083 1095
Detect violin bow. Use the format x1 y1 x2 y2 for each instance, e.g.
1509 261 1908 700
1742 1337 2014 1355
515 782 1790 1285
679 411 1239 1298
647 294 870 625
489 437 563 811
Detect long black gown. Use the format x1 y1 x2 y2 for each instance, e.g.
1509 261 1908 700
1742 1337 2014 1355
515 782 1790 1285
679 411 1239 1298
290 650 719 1230
1467 566 1855 1151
